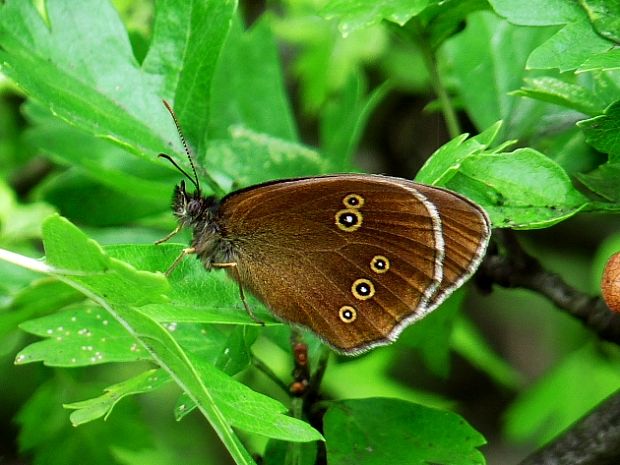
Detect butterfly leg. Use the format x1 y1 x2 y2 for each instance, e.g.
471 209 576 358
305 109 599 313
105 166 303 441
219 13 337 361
155 225 182 245
164 247 195 276
212 261 264 326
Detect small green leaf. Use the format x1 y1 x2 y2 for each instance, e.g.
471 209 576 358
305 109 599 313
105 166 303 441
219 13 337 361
446 148 589 229
578 100 620 157
321 0 430 36
415 121 504 185
578 48 620 72
324 398 486 465
65 369 172 426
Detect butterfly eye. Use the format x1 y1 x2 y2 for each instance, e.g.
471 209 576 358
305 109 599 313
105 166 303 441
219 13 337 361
351 278 375 300
335 209 362 232
370 255 390 274
338 305 357 323
343 193 364 209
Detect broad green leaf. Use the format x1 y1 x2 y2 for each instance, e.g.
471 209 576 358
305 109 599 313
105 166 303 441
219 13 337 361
580 0 620 43
441 12 558 140
490 0 581 25
203 128 328 189
16 303 146 367
65 369 172 426
209 16 297 141
527 18 613 72
42 215 169 306
446 148 589 228
0 0 236 178
324 398 486 465
321 0 430 36
143 0 237 159
415 121 504 186
504 344 620 444
515 77 606 116
0 0 174 159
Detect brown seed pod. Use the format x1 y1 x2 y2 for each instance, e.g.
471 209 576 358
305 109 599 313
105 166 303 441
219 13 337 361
601 252 620 313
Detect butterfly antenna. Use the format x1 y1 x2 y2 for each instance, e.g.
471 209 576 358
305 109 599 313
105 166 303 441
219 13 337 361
162 100 200 192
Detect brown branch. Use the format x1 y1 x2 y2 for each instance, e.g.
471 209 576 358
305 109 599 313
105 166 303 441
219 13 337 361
517 390 620 465
479 230 620 345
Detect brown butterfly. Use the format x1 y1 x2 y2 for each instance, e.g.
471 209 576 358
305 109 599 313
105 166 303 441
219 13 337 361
158 107 491 355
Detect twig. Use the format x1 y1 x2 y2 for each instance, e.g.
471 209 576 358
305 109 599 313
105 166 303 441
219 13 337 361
517 389 620 465
479 230 620 345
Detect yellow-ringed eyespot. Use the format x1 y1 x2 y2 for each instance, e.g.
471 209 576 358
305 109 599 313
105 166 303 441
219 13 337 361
343 193 364 209
351 278 375 300
370 255 390 274
335 208 362 232
338 305 357 323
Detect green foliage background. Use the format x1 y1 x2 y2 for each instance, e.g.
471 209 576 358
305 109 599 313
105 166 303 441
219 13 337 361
0 0 619 464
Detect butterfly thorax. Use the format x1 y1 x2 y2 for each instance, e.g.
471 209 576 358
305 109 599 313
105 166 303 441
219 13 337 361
171 180 237 270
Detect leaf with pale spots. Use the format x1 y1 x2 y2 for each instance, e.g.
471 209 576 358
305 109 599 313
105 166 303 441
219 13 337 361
64 369 172 426
16 304 147 367
325 398 486 465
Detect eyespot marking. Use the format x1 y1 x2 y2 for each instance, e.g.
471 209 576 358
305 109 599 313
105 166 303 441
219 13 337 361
343 193 364 209
335 209 362 232
351 278 375 300
339 305 357 323
370 255 390 274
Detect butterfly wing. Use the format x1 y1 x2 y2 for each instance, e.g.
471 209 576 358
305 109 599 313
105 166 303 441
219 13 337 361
216 174 489 354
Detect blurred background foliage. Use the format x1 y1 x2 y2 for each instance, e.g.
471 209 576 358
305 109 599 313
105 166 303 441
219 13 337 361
0 0 619 464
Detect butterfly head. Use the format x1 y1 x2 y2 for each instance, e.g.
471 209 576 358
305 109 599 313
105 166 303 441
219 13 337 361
172 180 218 227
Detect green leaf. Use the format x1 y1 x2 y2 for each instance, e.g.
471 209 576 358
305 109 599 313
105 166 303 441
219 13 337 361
143 0 237 159
204 129 329 189
580 0 620 43
42 215 169 306
0 179 55 245
321 0 430 36
108 243 277 325
209 16 298 141
504 344 620 444
441 11 558 139
490 0 580 26
446 148 589 228
320 73 391 171
324 398 486 465
16 303 146 367
415 121 504 186
0 278 81 340
578 48 620 72
514 77 606 116
577 100 620 201
526 18 613 72
16 379 152 465
65 369 172 426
